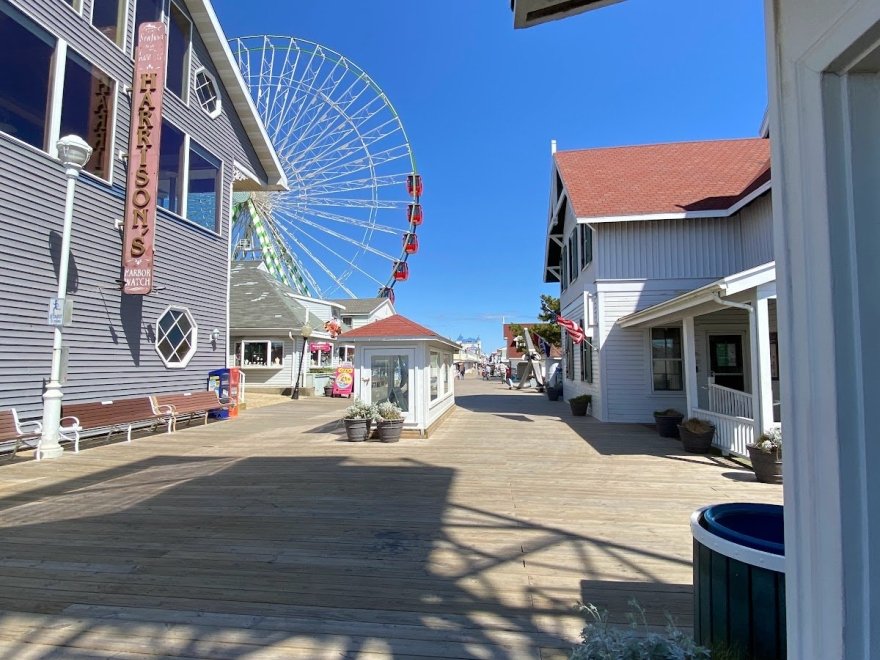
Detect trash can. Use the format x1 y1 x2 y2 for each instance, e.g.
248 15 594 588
691 503 785 659
207 367 241 419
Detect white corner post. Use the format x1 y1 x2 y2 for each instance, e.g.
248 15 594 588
682 315 698 418
39 135 93 460
752 283 776 436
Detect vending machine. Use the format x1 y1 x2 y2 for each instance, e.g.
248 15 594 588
207 367 241 418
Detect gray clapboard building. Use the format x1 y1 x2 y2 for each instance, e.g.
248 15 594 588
0 0 285 416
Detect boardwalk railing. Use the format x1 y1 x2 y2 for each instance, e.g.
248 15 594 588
693 407 754 457
708 382 753 419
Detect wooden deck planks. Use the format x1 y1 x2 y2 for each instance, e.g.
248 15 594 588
0 378 782 658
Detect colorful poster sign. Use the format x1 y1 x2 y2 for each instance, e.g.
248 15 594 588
122 22 167 295
333 364 354 397
310 342 333 352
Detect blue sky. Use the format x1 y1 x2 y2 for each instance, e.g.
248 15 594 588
214 0 767 351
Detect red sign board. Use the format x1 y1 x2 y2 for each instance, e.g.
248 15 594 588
122 22 167 295
333 365 354 398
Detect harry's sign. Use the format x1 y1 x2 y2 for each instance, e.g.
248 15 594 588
122 22 167 295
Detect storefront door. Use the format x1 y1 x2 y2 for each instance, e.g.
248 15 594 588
363 349 415 422
709 334 745 391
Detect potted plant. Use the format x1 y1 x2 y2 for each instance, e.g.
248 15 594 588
342 399 377 442
654 408 684 438
546 385 562 401
678 417 716 453
569 394 592 416
323 377 335 398
376 401 404 443
747 427 782 484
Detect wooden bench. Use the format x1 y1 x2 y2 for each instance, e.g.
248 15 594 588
0 409 41 460
152 391 229 432
60 397 172 453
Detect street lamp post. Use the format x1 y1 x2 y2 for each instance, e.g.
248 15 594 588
291 322 313 400
39 135 93 460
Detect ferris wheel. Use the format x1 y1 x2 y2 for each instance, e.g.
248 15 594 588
229 35 422 301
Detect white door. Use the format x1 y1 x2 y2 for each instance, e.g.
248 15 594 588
363 349 416 423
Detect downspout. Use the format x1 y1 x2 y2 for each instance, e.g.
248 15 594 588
711 293 762 436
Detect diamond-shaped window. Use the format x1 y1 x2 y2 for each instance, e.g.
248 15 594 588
194 68 221 118
155 306 197 368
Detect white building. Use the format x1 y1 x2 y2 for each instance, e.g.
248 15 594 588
546 137 776 455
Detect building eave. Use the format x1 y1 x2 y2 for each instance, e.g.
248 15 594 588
185 1 288 191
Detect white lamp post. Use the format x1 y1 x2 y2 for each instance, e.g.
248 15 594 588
38 135 92 460
291 322 313 400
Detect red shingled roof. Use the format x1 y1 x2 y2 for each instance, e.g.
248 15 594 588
339 314 445 339
555 138 771 219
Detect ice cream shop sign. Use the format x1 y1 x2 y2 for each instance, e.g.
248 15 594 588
121 22 167 295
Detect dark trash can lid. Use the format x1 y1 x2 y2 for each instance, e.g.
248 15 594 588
701 503 784 556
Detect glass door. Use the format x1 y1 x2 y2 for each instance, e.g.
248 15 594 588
364 349 415 422
709 334 745 391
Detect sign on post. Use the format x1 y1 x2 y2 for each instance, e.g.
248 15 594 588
47 298 73 326
121 22 167 295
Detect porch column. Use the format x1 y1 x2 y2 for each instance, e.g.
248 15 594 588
751 282 776 435
682 315 698 418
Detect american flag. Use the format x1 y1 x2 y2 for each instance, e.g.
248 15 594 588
556 315 585 344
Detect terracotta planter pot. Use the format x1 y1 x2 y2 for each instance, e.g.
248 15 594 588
378 419 403 443
654 413 684 438
748 445 783 484
343 418 371 442
679 424 715 453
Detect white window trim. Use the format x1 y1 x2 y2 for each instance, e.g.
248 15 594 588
238 338 285 369
155 305 198 368
167 0 192 105
88 0 129 51
649 326 684 393
63 0 84 17
193 66 222 119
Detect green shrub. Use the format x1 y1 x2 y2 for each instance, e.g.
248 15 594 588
654 408 683 417
570 394 592 405
681 418 714 434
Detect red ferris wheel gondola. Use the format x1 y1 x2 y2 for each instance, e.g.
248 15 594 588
407 203 423 225
406 173 423 198
393 261 409 282
403 233 418 254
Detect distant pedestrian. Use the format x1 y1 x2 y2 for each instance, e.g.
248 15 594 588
459 363 466 380
505 365 513 389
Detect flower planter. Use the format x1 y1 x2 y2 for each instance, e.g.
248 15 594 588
569 396 591 416
546 386 561 401
747 445 783 484
378 419 403 443
678 424 715 453
343 418 371 442
323 385 334 398
654 413 684 438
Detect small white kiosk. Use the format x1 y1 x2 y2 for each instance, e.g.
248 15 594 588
340 315 458 437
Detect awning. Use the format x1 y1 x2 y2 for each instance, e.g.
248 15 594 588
619 262 776 329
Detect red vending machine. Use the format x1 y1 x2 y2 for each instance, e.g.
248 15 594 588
207 367 241 418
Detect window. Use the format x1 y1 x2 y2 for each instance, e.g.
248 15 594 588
430 351 440 401
155 306 197 367
158 120 185 215
187 140 220 230
565 333 574 380
652 327 683 391
60 50 114 180
167 2 191 99
238 340 283 367
91 0 126 47
65 0 83 12
570 232 579 280
580 319 592 383
581 225 592 268
444 356 450 392
561 245 568 292
193 68 221 118
134 0 164 41
0 6 54 149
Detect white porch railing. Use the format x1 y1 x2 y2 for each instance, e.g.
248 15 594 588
708 382 753 419
692 407 754 457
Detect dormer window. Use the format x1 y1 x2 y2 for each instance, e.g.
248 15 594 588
194 68 221 118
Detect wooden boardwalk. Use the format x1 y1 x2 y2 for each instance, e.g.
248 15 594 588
0 378 782 659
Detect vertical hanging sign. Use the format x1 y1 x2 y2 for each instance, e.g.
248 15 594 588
122 22 167 295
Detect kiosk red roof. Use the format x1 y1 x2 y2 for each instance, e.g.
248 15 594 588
339 314 446 340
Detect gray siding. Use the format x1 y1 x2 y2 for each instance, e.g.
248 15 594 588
597 218 745 281
599 288 694 423
739 193 774 269
0 1 270 417
560 294 600 412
